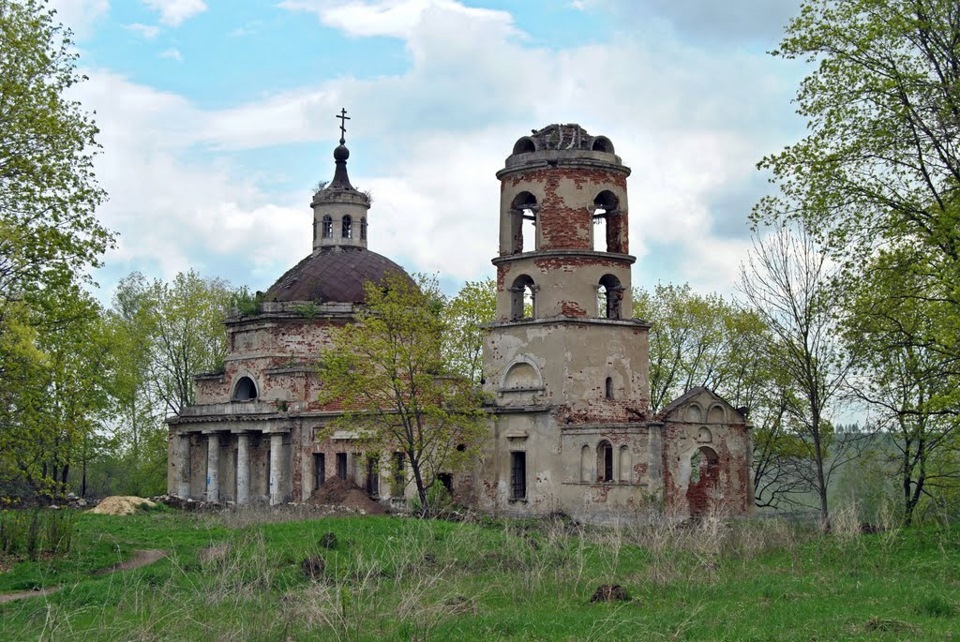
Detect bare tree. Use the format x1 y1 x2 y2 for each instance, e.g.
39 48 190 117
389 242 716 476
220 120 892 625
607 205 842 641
739 220 860 526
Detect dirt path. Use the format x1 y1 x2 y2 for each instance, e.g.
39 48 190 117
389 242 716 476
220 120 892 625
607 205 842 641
0 549 167 604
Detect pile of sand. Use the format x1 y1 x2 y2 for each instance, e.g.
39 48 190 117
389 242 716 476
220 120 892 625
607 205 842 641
88 496 156 516
309 476 384 515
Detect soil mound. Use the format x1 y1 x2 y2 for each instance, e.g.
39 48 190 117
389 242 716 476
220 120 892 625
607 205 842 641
88 496 157 516
309 476 384 515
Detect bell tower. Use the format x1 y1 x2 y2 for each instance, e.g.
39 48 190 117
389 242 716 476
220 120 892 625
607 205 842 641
481 124 653 519
494 124 633 321
311 108 371 252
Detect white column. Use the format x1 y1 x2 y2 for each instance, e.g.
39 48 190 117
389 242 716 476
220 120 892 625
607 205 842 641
236 433 250 505
206 433 220 503
269 433 283 505
178 433 191 498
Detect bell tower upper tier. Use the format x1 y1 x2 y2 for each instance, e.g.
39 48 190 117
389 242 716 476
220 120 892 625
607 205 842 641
493 124 634 322
311 108 371 252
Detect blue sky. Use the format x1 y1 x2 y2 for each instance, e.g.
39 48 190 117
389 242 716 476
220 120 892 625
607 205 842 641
50 0 808 301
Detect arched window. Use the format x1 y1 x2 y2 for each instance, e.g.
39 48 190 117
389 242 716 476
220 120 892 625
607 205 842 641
605 377 613 400
322 215 333 239
591 136 615 154
510 275 536 320
580 445 591 483
598 274 623 319
360 217 367 240
233 376 258 401
510 192 538 254
593 191 623 253
342 215 353 239
513 136 536 155
597 440 613 482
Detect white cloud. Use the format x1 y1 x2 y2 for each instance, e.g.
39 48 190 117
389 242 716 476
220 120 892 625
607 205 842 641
278 0 514 39
77 0 806 301
48 0 110 38
159 47 183 61
141 0 207 27
125 22 161 38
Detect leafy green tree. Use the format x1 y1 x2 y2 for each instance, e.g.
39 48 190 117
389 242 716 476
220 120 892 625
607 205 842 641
443 277 496 384
0 284 112 499
96 270 234 496
758 0 960 521
0 0 112 304
318 273 487 516
843 251 960 524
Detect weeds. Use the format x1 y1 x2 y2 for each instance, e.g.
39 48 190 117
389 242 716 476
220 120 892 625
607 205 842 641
0 509 75 560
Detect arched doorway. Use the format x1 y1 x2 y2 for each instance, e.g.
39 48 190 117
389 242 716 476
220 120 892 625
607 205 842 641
685 446 720 518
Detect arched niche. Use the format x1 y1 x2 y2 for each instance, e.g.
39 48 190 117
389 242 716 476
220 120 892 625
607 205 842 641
707 404 726 424
685 403 703 424
697 426 713 443
500 357 544 391
580 445 591 483
233 376 258 401
618 445 631 483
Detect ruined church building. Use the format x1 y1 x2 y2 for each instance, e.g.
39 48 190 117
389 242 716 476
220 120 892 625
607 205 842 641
168 120 754 522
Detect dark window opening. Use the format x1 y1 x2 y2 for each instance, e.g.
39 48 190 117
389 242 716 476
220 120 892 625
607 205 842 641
342 215 353 239
510 451 527 500
591 136 615 154
314 453 325 489
336 452 348 480
598 441 613 482
438 473 453 494
366 456 379 498
605 377 613 400
360 217 367 240
509 192 538 254
513 136 536 155
233 376 257 401
510 275 536 321
593 191 622 253
598 274 623 319
322 215 333 239
392 452 405 495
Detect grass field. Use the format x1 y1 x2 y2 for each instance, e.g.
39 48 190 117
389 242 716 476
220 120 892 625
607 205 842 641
0 505 958 641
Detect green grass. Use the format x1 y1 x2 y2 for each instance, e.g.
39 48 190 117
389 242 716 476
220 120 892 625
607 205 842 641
1 507 959 640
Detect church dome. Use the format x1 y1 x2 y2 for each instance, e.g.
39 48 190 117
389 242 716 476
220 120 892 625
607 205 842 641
264 246 413 304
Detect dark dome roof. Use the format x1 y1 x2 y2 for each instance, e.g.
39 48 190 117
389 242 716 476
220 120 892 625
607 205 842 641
264 247 413 303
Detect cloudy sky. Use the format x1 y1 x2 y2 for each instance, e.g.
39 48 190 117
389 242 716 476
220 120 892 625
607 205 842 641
49 0 809 301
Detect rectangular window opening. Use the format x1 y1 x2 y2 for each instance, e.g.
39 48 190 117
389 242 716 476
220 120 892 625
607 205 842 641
510 451 527 501
314 453 325 489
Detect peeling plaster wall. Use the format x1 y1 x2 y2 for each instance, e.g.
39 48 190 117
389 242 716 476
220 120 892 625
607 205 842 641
483 320 650 424
659 393 754 519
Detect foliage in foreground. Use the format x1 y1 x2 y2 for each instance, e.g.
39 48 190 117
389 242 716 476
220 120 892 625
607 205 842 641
318 273 487 515
1 508 959 641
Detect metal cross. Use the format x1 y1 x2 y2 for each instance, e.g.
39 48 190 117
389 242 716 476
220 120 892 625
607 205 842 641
336 107 350 144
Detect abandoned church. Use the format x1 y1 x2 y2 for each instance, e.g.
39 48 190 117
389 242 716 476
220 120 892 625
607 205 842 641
167 120 755 522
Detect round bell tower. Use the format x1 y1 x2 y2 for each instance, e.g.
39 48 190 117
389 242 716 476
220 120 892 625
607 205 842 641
493 123 634 321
